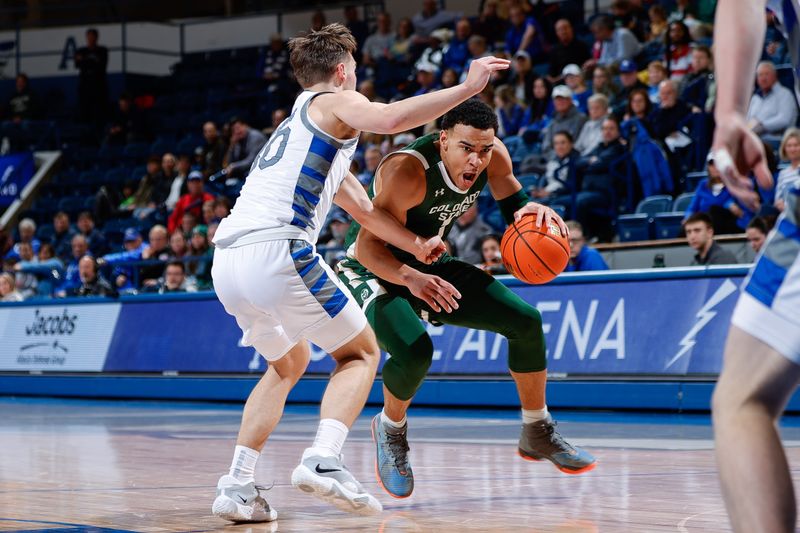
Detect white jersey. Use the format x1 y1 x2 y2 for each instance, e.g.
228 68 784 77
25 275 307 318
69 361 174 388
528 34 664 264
213 91 358 248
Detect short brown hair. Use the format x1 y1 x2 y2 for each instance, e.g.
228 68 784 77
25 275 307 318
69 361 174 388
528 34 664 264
683 212 713 229
288 23 356 87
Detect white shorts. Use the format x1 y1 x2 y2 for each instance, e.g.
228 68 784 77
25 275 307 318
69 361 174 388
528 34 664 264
211 239 367 361
732 188 800 364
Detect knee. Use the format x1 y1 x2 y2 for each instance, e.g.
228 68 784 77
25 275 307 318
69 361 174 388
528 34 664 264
383 334 434 401
506 306 543 341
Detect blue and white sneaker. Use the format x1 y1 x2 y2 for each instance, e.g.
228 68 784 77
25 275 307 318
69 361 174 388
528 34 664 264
371 413 414 498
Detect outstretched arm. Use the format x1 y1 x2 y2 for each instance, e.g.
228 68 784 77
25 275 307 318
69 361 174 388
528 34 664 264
331 56 510 134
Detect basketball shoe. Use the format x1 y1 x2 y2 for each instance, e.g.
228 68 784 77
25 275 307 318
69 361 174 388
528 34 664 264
291 449 382 515
212 474 278 522
371 413 414 498
518 415 597 474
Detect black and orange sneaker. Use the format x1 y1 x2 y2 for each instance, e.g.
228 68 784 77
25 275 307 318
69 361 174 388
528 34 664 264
518 415 597 474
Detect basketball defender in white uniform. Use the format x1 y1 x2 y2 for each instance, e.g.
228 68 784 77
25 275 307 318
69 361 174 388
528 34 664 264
210 23 509 522
710 1 800 531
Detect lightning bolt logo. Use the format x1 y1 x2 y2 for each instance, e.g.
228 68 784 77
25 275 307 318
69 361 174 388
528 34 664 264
665 278 738 369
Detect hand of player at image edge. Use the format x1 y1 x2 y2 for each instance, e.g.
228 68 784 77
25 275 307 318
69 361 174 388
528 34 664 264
462 56 512 95
414 235 447 264
513 202 569 237
710 113 774 211
405 269 462 314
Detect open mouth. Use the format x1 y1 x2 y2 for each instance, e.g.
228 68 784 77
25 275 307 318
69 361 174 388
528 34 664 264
462 172 476 185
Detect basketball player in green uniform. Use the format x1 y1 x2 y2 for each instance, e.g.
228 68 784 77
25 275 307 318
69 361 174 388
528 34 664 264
337 99 596 498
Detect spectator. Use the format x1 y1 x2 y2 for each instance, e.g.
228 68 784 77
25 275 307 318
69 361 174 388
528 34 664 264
612 60 648 116
564 220 609 271
202 199 216 225
611 0 648 41
415 28 450 74
362 13 394 68
13 241 38 298
459 35 491 84
521 77 554 131
201 121 226 178
51 211 76 261
4 73 39 121
140 225 170 284
100 228 145 291
562 64 591 114
105 92 146 145
165 154 191 211
128 155 170 221
591 66 619 101
57 234 90 296
388 18 415 64
413 63 440 96
548 19 591 83
213 197 231 220
258 34 293 107
168 231 189 260
541 85 588 156
319 211 351 267
575 117 627 240
15 242 63 297
5 218 40 260
665 21 693 81
679 45 714 111
764 10 789 64
0 272 22 302
623 87 654 133
76 211 107 256
442 18 472 74
746 216 773 254
529 130 580 203
472 0 507 45
682 155 745 235
344 5 369 60
357 147 382 187
586 15 641 70
449 204 493 264
505 5 546 63
684 212 738 265
575 94 610 155
168 171 215 234
776 128 800 211
509 51 536 104
187 225 213 289
646 61 668 104
180 212 199 237
70 256 117 297
648 80 691 144
224 117 267 180
440 68 459 90
477 234 508 275
746 61 798 140
74 28 108 131
494 85 526 139
647 5 668 42
142 260 194 294
412 0 461 39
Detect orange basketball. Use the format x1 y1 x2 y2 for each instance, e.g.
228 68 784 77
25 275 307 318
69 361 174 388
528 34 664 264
500 214 570 284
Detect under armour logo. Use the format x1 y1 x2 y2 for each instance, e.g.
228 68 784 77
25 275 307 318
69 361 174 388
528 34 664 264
434 188 445 197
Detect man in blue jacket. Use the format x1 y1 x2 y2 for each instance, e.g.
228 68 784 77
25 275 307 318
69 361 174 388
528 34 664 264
564 220 609 271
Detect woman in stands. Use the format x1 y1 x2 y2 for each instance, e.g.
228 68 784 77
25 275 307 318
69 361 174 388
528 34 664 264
591 66 619 101
776 128 800 212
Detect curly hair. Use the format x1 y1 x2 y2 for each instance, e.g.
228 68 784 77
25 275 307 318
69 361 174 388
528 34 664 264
441 98 499 133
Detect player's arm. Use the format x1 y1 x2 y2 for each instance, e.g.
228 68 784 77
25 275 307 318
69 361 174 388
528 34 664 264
710 0 773 210
331 56 509 134
354 155 461 313
334 172 445 265
486 139 568 236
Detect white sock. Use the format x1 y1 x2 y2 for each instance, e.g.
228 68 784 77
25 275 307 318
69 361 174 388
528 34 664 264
381 409 407 429
310 418 349 458
522 406 549 424
228 445 260 484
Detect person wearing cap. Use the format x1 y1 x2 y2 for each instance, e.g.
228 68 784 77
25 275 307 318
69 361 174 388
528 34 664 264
320 209 352 267
168 171 216 234
414 27 449 75
411 0 461 39
97 228 146 292
413 62 440 96
541 85 588 157
611 59 648 115
548 19 591 83
506 5 546 63
561 64 591 114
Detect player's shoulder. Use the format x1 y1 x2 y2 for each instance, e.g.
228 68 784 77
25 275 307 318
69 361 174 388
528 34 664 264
379 150 428 182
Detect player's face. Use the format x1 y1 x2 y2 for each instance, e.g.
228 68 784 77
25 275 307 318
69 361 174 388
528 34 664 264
440 124 496 190
341 54 357 91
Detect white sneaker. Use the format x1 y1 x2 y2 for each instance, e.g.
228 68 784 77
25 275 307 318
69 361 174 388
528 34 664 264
212 474 278 523
291 450 382 516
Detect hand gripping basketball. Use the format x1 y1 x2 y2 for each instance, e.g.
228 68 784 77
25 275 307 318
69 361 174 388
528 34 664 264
501 212 570 285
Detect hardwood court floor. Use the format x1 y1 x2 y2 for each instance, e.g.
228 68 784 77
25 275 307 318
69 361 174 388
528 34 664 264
3 397 800 532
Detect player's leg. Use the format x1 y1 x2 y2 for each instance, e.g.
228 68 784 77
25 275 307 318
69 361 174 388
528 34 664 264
428 261 596 473
713 327 800 533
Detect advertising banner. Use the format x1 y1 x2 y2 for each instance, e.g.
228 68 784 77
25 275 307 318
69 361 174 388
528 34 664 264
0 152 35 208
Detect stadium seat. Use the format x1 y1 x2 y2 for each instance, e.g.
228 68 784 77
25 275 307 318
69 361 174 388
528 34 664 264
653 213 685 239
635 195 673 218
57 196 86 216
684 171 707 192
103 168 129 186
150 139 175 156
123 142 150 163
616 213 651 242
672 192 694 212
36 223 55 242
516 173 540 190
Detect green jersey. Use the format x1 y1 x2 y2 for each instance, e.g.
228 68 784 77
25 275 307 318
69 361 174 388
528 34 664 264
343 133 489 266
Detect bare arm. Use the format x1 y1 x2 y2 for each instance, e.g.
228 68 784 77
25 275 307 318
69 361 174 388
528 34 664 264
331 56 509 134
355 155 461 312
334 172 444 264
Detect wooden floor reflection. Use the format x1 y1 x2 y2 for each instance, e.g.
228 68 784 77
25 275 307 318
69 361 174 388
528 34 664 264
2 397 800 532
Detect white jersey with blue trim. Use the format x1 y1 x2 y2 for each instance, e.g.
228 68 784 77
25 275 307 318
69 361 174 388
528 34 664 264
213 91 358 249
768 0 800 96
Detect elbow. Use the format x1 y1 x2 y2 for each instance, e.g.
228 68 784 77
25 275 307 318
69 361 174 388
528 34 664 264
378 109 406 134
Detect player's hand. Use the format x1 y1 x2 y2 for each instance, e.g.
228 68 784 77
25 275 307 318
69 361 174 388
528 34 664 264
414 236 447 264
406 271 461 313
711 112 773 211
514 202 569 237
463 56 511 95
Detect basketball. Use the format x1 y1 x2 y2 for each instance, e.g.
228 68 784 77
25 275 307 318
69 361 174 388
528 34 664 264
500 214 570 284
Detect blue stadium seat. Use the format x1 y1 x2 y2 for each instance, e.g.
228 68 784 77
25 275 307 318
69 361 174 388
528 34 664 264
616 213 651 242
684 171 707 192
653 213 685 239
177 138 200 155
36 223 55 242
97 144 123 165
103 168 129 185
123 142 150 163
130 166 147 182
672 192 694 212
516 173 540 190
150 139 175 156
57 196 86 216
551 204 567 220
636 195 673 218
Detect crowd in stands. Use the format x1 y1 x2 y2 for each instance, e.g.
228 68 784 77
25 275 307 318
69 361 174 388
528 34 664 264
2 0 800 301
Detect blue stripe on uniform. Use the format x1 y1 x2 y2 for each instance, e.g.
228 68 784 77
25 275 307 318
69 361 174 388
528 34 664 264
309 272 329 295
322 289 349 317
745 255 788 308
308 136 338 162
300 164 327 183
778 218 800 242
290 215 309 229
294 185 320 204
297 255 320 278
290 245 313 260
